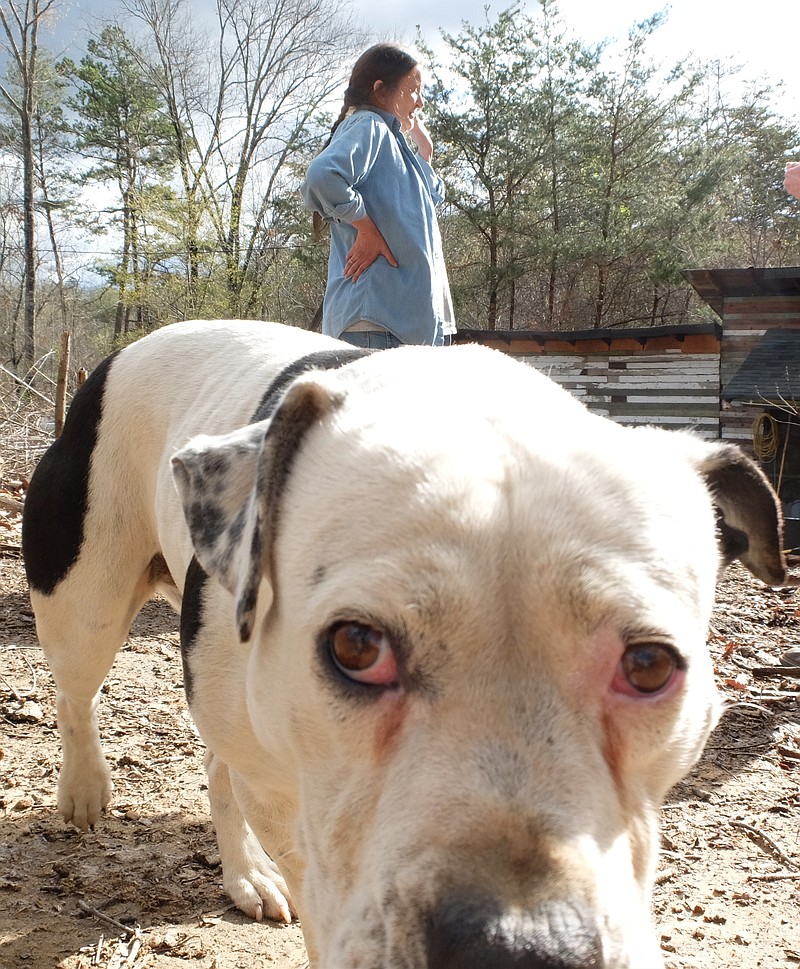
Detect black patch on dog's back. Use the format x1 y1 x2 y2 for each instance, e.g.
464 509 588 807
22 352 120 595
250 347 369 423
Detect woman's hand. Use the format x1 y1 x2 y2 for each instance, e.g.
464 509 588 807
786 161 800 200
345 216 398 282
408 114 433 163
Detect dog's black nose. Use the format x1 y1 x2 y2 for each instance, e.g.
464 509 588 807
425 893 604 968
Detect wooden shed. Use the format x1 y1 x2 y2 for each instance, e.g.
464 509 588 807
455 323 722 437
684 267 800 502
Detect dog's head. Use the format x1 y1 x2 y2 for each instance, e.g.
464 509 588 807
172 344 786 969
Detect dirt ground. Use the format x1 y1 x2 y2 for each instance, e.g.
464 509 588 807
1 503 799 969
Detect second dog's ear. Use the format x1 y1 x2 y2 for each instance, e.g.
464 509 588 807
172 378 343 641
697 442 788 586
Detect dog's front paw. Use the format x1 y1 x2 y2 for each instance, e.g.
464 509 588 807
223 851 296 924
57 760 113 831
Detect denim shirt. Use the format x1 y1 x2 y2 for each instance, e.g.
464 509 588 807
300 107 454 345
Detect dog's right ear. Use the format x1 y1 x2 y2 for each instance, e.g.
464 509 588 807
172 378 343 641
696 441 788 587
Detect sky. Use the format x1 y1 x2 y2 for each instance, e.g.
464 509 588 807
354 0 799 121
48 0 798 123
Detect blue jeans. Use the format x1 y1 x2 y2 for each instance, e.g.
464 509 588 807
338 331 454 349
337 330 404 350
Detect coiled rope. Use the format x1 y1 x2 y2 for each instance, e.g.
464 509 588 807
752 412 779 463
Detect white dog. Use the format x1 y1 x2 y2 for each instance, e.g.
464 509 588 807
22 319 787 968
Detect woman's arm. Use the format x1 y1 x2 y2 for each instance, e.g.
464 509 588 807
301 114 399 281
300 115 384 223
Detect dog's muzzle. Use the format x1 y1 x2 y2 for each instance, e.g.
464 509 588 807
425 892 604 968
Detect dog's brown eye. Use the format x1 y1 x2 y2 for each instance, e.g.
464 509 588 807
328 622 398 686
331 622 382 670
620 643 678 694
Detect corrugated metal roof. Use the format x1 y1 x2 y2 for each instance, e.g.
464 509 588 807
722 327 800 402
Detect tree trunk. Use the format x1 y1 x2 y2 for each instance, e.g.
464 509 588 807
37 129 70 334
55 330 70 438
487 221 499 330
0 0 58 369
20 101 36 368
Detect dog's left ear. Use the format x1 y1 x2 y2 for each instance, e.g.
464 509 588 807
697 441 788 586
172 378 342 641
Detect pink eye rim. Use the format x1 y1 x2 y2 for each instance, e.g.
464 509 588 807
325 620 400 688
612 642 684 697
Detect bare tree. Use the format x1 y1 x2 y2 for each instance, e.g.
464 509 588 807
32 53 70 335
124 0 359 317
0 0 57 368
119 0 208 314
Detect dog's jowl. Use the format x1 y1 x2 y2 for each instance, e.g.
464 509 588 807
22 319 788 968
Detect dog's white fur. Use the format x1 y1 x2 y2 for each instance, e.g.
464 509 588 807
23 319 787 968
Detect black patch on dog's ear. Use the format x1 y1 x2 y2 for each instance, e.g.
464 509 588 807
22 351 120 595
235 379 344 642
715 511 749 568
171 424 267 601
180 555 209 704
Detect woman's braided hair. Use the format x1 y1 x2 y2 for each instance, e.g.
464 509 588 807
312 44 418 238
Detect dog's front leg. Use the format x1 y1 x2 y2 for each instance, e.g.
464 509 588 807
205 751 296 924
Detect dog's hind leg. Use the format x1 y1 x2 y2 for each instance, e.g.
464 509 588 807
31 556 171 831
22 352 186 830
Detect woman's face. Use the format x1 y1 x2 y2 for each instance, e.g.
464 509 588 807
374 66 423 133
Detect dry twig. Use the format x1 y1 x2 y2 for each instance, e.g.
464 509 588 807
729 820 798 870
77 899 140 938
752 665 800 678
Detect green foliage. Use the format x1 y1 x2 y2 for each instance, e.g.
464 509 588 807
423 2 800 330
68 27 176 178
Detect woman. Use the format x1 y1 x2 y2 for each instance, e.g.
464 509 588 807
301 44 455 348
